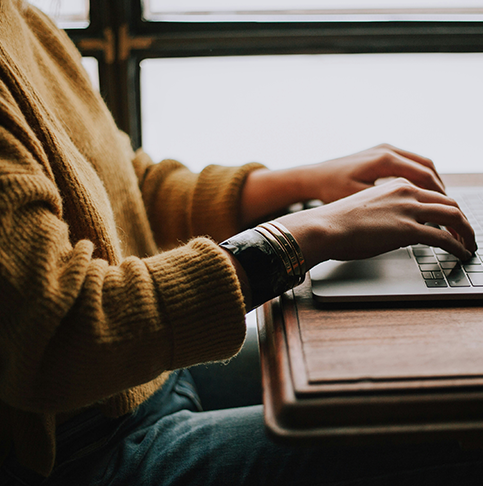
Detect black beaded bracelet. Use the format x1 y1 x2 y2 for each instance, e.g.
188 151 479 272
220 225 305 309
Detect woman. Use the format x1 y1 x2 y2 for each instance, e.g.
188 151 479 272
0 1 478 484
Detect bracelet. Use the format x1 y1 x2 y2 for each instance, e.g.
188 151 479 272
219 222 306 308
254 225 296 279
256 221 306 281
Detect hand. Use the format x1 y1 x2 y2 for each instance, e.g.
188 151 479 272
240 144 445 229
278 178 476 270
299 143 445 204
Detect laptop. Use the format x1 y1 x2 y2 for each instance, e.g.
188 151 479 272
311 185 483 303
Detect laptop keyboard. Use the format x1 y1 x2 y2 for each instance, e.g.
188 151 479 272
412 187 483 289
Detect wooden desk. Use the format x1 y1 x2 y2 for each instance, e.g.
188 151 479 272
257 173 483 447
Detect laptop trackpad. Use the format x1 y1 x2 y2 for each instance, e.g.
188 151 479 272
310 248 422 302
311 248 411 282
370 248 411 261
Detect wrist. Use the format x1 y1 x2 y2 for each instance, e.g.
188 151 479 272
278 209 334 270
219 224 306 310
240 167 313 227
220 247 253 311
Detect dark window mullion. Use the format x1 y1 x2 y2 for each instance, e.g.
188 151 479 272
66 0 137 144
113 0 143 148
131 21 483 57
130 0 483 56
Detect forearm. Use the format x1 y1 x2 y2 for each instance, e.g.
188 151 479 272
141 160 266 245
2 206 247 413
240 166 317 228
239 144 448 230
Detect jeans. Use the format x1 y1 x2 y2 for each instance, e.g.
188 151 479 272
1 330 483 485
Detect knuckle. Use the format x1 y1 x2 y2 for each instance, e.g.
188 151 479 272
446 197 458 207
373 145 394 163
424 156 436 169
401 218 418 233
379 150 393 164
377 142 393 151
419 169 436 186
439 230 455 246
447 205 462 220
392 178 415 195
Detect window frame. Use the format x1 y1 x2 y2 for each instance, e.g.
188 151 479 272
67 0 483 150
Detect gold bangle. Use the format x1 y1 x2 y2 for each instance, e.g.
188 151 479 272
261 223 302 279
266 221 306 277
256 221 306 288
254 225 295 278
220 229 298 308
257 223 300 278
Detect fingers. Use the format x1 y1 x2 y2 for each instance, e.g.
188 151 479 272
375 179 476 257
381 143 442 182
375 147 445 194
378 143 443 183
417 206 475 249
414 223 474 261
404 186 477 256
294 175 476 266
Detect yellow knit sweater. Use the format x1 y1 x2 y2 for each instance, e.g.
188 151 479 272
0 1 263 476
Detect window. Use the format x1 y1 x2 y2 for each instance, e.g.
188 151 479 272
143 0 483 21
81 57 100 90
32 0 483 172
29 1 98 90
141 52 483 174
138 1 483 174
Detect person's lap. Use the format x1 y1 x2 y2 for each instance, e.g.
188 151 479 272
49 370 483 486
1 328 483 485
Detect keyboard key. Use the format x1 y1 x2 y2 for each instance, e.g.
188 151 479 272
425 279 447 288
436 254 458 262
468 273 483 287
445 267 471 287
419 264 441 272
416 256 438 264
463 264 483 273
432 271 444 279
413 248 434 257
440 261 459 270
421 272 433 279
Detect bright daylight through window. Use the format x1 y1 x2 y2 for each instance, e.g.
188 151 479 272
143 0 483 20
141 52 483 175
28 0 89 28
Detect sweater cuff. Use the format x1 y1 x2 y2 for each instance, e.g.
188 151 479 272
144 237 247 369
191 163 266 242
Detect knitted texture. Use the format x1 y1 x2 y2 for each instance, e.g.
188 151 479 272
0 1 264 476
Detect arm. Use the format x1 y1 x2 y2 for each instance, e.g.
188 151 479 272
240 144 445 228
0 128 247 414
133 153 265 247
230 145 475 311
279 178 475 269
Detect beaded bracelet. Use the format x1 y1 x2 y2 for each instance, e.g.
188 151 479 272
219 222 306 309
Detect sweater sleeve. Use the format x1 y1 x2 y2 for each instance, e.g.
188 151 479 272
0 127 247 415
132 149 266 248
